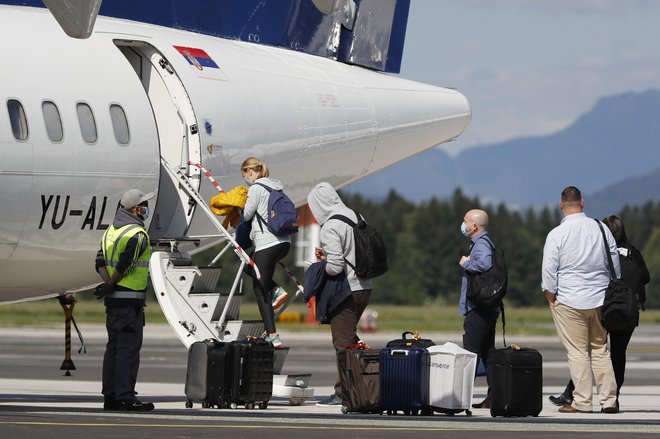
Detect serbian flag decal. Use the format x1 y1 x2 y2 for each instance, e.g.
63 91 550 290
173 46 219 70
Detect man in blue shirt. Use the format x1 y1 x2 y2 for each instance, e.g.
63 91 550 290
459 209 499 409
542 186 619 414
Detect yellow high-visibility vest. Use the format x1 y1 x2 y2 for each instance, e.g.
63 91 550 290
101 224 150 292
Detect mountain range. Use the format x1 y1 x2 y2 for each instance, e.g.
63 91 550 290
346 89 660 217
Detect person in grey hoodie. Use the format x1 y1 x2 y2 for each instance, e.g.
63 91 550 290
241 157 291 348
307 182 373 406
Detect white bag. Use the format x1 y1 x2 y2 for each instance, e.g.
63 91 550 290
427 342 477 410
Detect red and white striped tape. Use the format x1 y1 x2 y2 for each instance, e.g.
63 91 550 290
188 161 224 193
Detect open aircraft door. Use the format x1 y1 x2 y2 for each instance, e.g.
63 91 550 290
115 41 201 240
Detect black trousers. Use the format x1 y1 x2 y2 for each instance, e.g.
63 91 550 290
250 242 290 334
609 325 636 394
463 307 499 398
330 289 372 397
102 306 144 402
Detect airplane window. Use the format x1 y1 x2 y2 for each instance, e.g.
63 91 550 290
110 104 130 145
42 101 63 142
76 102 97 144
7 99 28 141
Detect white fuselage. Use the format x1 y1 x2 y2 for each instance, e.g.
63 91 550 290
0 6 470 302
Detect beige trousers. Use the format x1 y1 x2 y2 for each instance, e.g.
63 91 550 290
552 301 617 411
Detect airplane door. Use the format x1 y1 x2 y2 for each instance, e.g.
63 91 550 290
115 41 201 240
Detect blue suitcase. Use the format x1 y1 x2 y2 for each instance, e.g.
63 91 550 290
379 347 431 415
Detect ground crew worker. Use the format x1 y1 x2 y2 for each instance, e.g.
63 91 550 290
94 189 155 411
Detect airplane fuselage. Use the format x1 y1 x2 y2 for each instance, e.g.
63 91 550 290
0 6 470 302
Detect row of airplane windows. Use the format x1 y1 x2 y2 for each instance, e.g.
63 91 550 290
6 99 131 146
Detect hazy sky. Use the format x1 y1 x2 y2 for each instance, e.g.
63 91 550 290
399 0 660 155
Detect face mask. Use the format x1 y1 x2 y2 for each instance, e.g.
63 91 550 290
461 222 471 237
244 177 254 186
137 206 149 221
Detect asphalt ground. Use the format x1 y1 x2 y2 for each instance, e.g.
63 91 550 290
1 324 660 438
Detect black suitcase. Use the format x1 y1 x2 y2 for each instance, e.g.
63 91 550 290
490 344 543 417
379 347 431 415
185 340 229 408
338 348 381 414
386 331 435 349
225 339 274 410
185 339 274 409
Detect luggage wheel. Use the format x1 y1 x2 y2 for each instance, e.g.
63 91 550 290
185 401 193 409
259 402 268 410
341 405 348 415
421 407 433 416
245 402 255 410
230 402 238 409
201 402 210 409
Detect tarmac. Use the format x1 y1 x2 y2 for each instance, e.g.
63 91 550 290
1 325 660 438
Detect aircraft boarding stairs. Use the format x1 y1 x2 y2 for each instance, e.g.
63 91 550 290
148 159 313 405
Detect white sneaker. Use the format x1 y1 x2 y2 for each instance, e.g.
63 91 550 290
271 287 288 310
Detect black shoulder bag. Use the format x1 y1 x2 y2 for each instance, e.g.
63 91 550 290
595 219 635 331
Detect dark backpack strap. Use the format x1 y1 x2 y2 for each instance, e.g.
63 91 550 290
595 219 616 280
500 301 506 347
327 212 359 272
252 182 272 233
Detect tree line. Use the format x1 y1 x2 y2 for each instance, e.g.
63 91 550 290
338 189 660 309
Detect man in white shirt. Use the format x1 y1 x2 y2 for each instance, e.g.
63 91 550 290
541 186 619 414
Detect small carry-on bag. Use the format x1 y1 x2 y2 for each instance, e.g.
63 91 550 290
379 347 431 415
490 344 543 417
225 339 274 410
338 348 381 414
185 339 229 408
427 342 477 416
386 331 435 349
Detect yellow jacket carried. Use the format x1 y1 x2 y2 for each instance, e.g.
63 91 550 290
209 186 248 228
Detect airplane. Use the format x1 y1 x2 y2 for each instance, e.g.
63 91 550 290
0 0 470 395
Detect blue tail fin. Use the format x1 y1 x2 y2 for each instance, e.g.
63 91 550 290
2 0 410 73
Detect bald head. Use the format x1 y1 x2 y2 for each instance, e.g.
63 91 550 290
463 209 488 237
466 209 488 228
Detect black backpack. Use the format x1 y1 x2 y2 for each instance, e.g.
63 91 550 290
466 237 508 310
328 209 388 279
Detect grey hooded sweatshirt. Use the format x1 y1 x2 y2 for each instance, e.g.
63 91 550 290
307 182 373 292
244 177 291 251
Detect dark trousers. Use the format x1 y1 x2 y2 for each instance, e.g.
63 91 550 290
609 325 635 394
102 306 144 402
463 307 499 398
330 289 372 397
251 242 290 334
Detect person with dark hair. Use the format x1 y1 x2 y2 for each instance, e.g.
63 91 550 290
549 214 650 410
542 186 620 413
